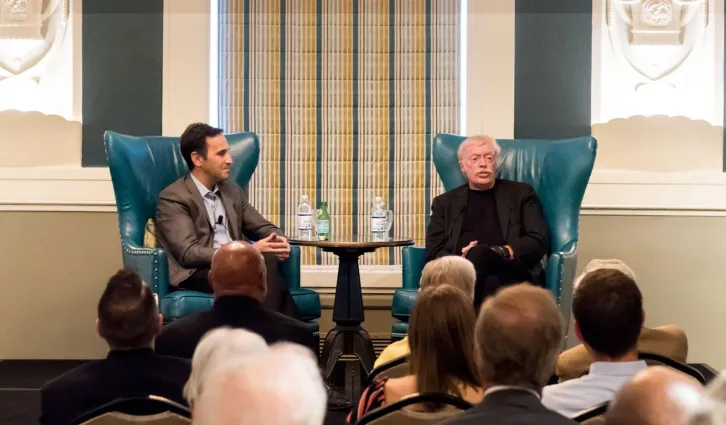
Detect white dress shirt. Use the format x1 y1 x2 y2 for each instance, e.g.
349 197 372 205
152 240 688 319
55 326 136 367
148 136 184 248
190 174 233 248
542 360 648 417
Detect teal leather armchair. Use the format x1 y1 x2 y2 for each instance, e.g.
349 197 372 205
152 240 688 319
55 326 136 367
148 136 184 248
391 134 597 339
104 131 321 332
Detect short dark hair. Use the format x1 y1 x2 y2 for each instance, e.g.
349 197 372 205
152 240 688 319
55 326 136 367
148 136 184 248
180 123 224 170
573 269 643 358
97 269 160 349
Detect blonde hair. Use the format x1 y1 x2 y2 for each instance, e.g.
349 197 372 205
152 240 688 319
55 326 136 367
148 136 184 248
457 135 501 162
419 256 476 299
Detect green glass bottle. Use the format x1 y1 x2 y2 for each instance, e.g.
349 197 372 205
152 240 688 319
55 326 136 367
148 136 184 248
316 201 330 241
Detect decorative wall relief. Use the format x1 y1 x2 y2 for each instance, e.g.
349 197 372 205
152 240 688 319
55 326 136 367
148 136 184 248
0 0 70 114
593 0 723 171
607 0 708 81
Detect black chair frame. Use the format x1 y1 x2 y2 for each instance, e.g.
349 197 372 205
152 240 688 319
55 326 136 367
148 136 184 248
366 355 410 386
638 352 706 384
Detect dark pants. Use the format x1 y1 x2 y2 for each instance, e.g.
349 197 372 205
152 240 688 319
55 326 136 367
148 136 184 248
466 245 535 310
178 252 301 320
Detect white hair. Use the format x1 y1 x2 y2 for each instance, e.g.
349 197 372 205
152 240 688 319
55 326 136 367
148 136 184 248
419 255 476 299
573 259 636 289
184 327 268 405
193 342 327 425
457 135 501 162
691 372 726 425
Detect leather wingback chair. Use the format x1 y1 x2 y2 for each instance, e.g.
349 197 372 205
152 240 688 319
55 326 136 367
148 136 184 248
391 134 597 339
104 131 321 333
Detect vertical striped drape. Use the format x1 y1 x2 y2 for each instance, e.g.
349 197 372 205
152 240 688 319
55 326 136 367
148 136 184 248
218 0 460 265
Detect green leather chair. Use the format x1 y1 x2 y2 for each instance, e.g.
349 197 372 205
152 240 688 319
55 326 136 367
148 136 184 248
104 131 321 335
391 134 597 340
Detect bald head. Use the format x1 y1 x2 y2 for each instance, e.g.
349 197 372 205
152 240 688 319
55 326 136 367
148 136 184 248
606 366 706 425
210 242 267 301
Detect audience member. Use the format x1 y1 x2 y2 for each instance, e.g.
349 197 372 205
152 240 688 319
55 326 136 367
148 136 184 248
374 255 476 368
349 284 482 424
40 270 191 425
442 284 576 425
543 268 648 416
690 369 726 425
606 366 706 425
184 328 268 406
155 241 313 358
557 259 688 381
193 342 327 425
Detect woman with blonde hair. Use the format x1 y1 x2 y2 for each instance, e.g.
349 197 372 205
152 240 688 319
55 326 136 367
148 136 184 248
348 285 483 423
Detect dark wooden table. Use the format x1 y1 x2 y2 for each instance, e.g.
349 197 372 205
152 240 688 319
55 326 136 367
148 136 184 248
288 235 414 398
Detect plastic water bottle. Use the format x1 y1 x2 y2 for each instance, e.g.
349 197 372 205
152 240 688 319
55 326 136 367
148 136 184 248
297 195 314 239
371 197 387 236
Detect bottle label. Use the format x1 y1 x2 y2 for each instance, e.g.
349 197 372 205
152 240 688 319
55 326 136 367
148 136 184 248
371 216 387 233
317 220 330 234
297 214 313 230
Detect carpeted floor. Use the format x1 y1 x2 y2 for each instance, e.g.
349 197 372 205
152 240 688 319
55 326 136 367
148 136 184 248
0 360 348 425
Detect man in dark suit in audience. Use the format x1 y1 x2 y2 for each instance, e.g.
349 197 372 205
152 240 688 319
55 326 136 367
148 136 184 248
155 122 299 318
155 241 314 358
425 135 550 309
442 284 576 425
40 270 191 425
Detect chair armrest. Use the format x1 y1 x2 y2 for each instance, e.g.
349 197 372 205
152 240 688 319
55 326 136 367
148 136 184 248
121 240 170 298
401 246 426 290
546 246 577 337
282 245 301 290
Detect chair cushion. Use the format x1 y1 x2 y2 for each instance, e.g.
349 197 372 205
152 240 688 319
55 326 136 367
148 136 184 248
290 287 322 321
143 218 157 248
391 288 418 322
391 321 409 341
161 290 214 321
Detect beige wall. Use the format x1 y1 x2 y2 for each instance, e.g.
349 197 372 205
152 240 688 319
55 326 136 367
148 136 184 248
1 211 725 371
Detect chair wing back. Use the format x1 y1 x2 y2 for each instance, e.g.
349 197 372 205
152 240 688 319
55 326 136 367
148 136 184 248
432 134 597 253
105 131 260 246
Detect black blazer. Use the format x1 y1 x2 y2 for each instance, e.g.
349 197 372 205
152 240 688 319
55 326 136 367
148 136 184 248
441 389 577 425
154 295 313 359
425 180 549 270
40 349 190 425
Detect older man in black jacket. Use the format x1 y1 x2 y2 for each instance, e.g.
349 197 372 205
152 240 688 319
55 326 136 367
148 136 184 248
425 135 549 308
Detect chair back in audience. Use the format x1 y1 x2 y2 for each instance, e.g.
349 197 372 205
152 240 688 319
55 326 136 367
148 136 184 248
356 393 473 425
367 355 410 386
572 401 608 425
78 412 190 425
638 352 706 384
71 395 191 425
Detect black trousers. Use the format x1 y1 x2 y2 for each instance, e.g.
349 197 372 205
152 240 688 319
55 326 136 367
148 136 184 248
178 252 301 320
466 245 535 310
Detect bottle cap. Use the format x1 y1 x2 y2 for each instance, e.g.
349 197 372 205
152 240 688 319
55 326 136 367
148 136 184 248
375 197 383 202
301 194 309 201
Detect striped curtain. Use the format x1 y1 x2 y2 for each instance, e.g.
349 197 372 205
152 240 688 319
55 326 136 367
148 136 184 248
218 0 460 265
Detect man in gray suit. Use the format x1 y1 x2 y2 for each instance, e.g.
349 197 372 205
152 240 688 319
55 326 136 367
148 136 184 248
155 123 299 317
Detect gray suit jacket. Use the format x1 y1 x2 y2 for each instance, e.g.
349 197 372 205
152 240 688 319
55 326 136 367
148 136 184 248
156 176 282 286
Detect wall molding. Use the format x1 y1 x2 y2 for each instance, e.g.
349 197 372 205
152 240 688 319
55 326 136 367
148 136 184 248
2 167 726 215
